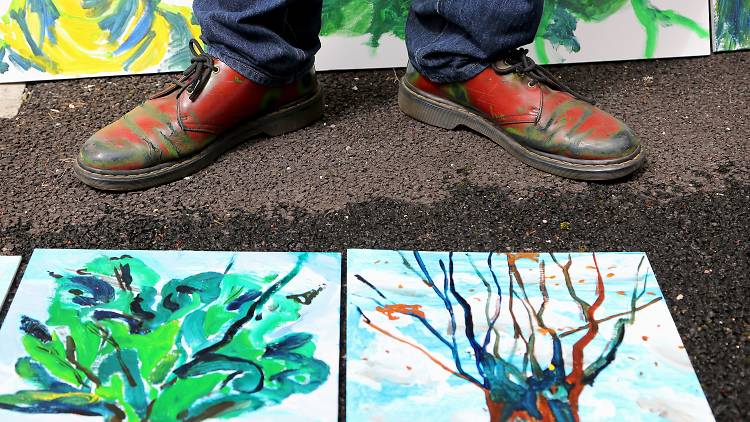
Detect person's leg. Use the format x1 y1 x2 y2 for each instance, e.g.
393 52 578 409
406 0 543 83
399 0 645 180
74 1 325 191
194 0 323 85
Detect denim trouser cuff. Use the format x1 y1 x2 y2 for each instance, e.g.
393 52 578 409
410 58 488 84
207 44 314 86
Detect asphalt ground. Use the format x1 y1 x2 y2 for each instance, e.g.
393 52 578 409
1 51 748 420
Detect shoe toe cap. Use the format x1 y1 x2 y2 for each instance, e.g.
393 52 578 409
78 133 155 172
577 127 641 161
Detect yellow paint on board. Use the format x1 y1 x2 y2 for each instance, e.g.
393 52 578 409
0 0 201 75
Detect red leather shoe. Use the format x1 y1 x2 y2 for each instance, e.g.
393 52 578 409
75 40 322 190
399 49 644 180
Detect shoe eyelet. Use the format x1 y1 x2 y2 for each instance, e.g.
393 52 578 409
212 66 220 73
527 81 535 88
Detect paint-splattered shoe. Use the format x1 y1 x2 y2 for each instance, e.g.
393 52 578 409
75 40 322 191
399 49 644 181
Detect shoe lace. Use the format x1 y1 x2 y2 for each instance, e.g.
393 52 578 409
151 39 218 101
492 48 594 104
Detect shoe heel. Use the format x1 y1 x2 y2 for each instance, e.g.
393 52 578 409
398 80 462 130
261 90 324 136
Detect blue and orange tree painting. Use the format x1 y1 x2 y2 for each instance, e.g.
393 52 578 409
0 253 329 421
354 252 663 421
713 0 750 51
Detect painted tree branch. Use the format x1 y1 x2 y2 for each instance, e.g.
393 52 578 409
194 253 308 358
354 273 482 386
356 307 486 390
559 297 662 338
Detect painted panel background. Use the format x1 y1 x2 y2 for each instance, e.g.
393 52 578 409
0 249 341 421
712 0 750 51
347 249 713 421
0 0 712 83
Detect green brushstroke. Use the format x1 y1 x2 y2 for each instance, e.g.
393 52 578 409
321 0 409 47
631 0 709 58
1 253 329 421
537 0 709 62
317 0 709 64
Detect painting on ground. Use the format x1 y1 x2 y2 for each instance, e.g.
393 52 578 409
347 249 714 421
712 0 750 51
0 249 341 421
0 255 21 304
1 1 710 83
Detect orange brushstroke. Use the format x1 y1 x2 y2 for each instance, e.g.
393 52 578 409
537 396 554 420
607 273 616 278
376 304 426 320
642 336 649 341
566 253 607 419
507 252 540 266
616 291 626 295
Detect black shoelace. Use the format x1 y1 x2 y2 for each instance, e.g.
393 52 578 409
492 48 594 104
151 39 218 101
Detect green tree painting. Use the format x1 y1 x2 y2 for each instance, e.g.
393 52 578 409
321 0 709 63
0 252 336 421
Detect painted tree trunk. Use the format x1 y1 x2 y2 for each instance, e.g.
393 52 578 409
484 390 576 421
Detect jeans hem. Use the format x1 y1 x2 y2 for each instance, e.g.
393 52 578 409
409 59 487 84
207 44 313 86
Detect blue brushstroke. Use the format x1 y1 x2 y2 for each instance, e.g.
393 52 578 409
544 5 580 53
264 333 312 356
99 0 138 43
9 10 42 56
122 30 156 71
157 9 195 69
0 397 111 417
227 290 262 311
92 310 148 334
715 0 750 50
27 0 60 46
114 0 156 55
66 276 116 303
98 349 148 418
81 0 110 16
20 316 51 342
0 46 9 73
72 296 99 307
15 357 78 392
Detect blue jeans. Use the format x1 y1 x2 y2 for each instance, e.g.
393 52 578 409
194 0 543 85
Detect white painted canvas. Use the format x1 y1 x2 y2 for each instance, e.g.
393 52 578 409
530 0 711 64
0 0 710 83
0 249 341 421
347 249 714 421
